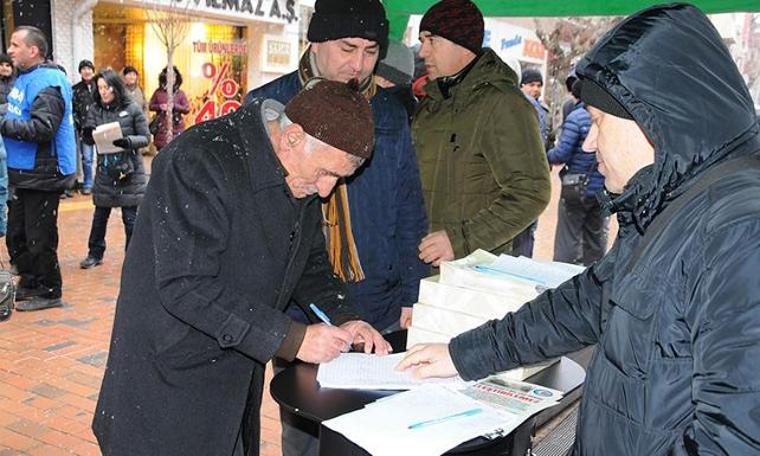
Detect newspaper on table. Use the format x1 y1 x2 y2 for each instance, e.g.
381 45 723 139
92 121 123 154
317 352 466 390
323 378 563 456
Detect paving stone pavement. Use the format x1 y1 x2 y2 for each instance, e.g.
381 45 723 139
0 165 616 455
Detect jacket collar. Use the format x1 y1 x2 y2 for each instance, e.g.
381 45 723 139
233 98 317 204
424 48 518 103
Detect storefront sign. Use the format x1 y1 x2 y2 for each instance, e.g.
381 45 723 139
261 34 295 73
193 41 248 54
130 0 298 24
194 0 297 23
194 62 241 124
483 19 547 65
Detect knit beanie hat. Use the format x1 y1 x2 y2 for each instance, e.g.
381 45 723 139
419 0 484 55
285 79 375 159
78 59 94 72
376 41 415 86
579 78 634 120
307 0 389 59
521 68 543 86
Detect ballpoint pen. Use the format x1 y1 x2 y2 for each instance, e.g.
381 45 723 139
309 303 333 326
407 407 483 430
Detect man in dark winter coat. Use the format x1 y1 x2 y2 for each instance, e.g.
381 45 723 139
72 59 97 194
400 4 760 455
2 26 76 311
0 53 15 111
93 80 390 456
247 0 427 336
547 80 608 266
245 2 428 454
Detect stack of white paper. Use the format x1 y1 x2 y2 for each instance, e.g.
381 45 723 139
92 121 124 154
323 379 563 456
407 250 585 380
323 385 512 456
316 352 465 390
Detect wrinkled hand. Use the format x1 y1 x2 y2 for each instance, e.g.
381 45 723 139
395 343 458 380
295 324 353 364
418 230 455 267
340 320 392 355
112 137 132 149
400 307 413 330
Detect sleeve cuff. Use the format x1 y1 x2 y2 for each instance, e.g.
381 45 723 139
275 321 307 362
333 313 362 327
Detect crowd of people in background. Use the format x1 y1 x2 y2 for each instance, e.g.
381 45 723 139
0 10 609 323
0 23 197 321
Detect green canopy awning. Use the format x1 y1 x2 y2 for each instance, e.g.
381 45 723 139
385 1 760 39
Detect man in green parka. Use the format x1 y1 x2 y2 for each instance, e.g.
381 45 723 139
413 0 551 266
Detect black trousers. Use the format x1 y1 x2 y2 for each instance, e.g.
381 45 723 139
553 195 609 266
511 221 537 258
7 188 62 297
86 206 138 260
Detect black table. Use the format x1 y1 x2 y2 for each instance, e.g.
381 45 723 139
270 331 585 456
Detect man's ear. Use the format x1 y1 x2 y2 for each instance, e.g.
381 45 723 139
283 123 306 149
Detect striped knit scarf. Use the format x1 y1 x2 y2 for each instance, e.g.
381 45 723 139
297 47 375 282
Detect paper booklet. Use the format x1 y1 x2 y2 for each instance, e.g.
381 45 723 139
92 121 124 154
316 352 466 390
323 379 563 456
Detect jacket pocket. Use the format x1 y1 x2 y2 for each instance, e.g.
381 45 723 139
602 274 662 379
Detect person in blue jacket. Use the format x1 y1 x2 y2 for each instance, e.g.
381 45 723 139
1 26 76 311
547 79 608 265
245 0 428 454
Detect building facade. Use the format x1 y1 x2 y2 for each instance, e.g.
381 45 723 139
9 0 305 130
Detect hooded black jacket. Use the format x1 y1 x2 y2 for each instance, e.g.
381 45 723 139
450 4 760 455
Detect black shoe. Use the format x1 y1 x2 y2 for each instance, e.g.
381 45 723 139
15 285 54 302
16 296 63 311
0 301 12 321
81 188 92 195
80 256 103 269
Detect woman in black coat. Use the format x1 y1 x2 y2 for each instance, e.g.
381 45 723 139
80 69 149 269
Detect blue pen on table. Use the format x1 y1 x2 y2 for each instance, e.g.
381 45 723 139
309 303 333 326
407 407 483 430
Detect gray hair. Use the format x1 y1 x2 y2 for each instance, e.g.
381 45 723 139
279 113 365 168
15 26 49 58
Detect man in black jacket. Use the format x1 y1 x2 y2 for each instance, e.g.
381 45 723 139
2 26 76 312
71 59 96 195
399 4 760 455
93 80 391 456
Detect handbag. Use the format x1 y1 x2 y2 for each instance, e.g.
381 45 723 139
100 151 136 180
560 172 588 203
149 114 160 136
0 269 15 322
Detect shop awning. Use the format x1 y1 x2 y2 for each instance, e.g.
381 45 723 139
386 0 760 39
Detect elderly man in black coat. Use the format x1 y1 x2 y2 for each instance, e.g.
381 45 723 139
92 80 390 456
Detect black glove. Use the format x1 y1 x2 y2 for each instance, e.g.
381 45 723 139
81 126 95 146
112 137 132 149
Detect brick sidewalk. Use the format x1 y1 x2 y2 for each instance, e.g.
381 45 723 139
0 166 615 455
